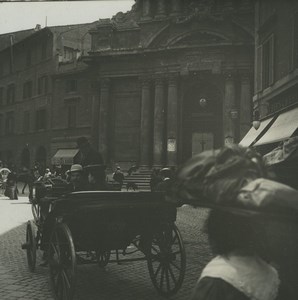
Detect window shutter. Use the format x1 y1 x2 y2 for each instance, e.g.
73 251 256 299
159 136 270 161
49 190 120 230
269 35 274 85
255 45 262 92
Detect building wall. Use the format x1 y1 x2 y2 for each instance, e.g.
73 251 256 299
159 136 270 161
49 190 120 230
0 29 55 168
0 24 96 169
50 68 97 159
88 0 255 167
254 0 298 118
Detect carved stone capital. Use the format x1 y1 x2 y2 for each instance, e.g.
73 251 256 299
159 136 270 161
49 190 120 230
167 73 179 87
100 78 110 90
223 70 237 81
156 0 167 18
239 70 252 83
139 75 151 88
154 74 166 86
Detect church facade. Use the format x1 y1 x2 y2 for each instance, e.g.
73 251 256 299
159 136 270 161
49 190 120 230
86 0 254 167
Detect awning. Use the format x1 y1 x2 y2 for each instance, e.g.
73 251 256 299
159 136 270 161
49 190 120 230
239 117 274 147
254 107 298 146
263 136 298 165
51 149 79 165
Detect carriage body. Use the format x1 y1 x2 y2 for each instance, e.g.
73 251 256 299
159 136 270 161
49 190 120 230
50 191 176 252
23 181 186 300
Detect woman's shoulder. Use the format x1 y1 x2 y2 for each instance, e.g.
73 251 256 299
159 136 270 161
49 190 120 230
190 277 249 300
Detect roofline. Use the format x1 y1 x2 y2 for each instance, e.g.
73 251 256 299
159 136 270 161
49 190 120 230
0 22 97 54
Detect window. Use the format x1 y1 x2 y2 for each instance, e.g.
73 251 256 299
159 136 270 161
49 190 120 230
66 79 77 93
23 81 33 99
262 35 274 89
36 109 47 130
6 84 15 104
63 46 76 62
26 50 32 67
5 112 14 135
67 105 77 128
23 111 30 133
37 76 48 95
0 87 3 106
41 41 47 60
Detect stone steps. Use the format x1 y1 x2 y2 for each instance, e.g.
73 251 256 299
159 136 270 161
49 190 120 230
123 172 151 191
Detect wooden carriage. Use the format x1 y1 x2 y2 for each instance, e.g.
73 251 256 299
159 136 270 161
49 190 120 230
22 180 186 300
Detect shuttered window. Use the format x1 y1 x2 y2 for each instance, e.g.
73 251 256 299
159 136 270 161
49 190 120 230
262 35 274 89
255 46 263 92
67 105 76 128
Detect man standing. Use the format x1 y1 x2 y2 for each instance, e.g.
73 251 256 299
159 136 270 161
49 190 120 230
74 137 104 167
74 137 106 189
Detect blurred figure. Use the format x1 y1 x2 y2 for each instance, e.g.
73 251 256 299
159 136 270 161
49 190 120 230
190 209 294 300
43 168 52 180
4 171 18 200
74 137 104 167
113 166 125 189
68 164 85 192
150 168 162 192
155 168 173 192
85 164 107 190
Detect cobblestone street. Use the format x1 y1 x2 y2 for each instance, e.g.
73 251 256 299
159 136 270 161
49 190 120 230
0 191 212 300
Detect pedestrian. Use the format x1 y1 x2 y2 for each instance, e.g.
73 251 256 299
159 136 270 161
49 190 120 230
155 168 172 192
67 164 85 192
150 168 162 192
21 166 30 194
84 164 107 190
175 145 298 300
4 171 18 200
43 168 52 180
112 166 125 189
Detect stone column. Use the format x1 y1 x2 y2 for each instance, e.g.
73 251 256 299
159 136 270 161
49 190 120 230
142 0 152 20
140 76 152 167
223 72 236 145
153 76 165 166
98 78 110 163
170 0 181 16
239 72 252 139
91 95 99 149
156 0 167 18
167 74 178 166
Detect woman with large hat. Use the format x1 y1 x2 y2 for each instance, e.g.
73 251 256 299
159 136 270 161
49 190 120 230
175 145 298 300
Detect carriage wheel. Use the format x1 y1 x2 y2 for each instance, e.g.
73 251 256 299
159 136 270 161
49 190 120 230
96 250 111 267
48 223 76 300
147 223 186 297
31 203 41 224
26 220 37 272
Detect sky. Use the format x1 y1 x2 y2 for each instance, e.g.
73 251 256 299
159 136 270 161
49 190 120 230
0 0 134 35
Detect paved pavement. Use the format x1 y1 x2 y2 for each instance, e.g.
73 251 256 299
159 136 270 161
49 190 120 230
0 188 212 300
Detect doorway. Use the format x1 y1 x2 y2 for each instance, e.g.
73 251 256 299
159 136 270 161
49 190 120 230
182 78 222 161
192 132 214 156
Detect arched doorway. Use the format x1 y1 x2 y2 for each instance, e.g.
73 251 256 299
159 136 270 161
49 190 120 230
21 148 30 168
182 80 223 161
35 146 47 174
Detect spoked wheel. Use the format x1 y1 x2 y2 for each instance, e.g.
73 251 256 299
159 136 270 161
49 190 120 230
147 223 186 297
26 220 37 272
31 203 41 224
96 250 111 267
48 223 76 300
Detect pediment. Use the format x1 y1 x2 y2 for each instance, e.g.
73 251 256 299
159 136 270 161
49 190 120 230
168 31 229 47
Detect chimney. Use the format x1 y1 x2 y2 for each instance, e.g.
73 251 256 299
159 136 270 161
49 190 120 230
35 24 41 31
